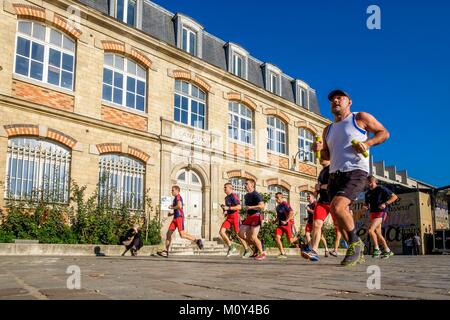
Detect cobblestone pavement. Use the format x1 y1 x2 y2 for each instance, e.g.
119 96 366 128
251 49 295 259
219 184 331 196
0 255 449 300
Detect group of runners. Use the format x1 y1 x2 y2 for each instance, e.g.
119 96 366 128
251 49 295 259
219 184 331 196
157 89 397 266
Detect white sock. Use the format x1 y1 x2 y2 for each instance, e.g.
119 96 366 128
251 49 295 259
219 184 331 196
385 248 391 253
375 246 380 250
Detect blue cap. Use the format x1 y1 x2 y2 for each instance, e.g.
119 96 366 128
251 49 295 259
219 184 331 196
328 89 350 101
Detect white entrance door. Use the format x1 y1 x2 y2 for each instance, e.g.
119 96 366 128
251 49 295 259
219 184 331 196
176 169 203 239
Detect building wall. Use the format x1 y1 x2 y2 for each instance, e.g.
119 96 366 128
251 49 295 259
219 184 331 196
0 0 329 240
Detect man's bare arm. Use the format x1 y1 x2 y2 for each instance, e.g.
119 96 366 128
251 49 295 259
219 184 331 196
356 112 390 148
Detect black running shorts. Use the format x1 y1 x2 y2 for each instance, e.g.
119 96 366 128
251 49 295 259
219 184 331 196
328 169 368 202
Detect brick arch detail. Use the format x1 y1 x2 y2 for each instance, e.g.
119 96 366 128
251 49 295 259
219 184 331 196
226 170 257 182
173 70 211 92
266 178 291 191
102 41 153 69
96 143 150 163
263 108 290 124
13 4 82 39
227 92 257 111
297 185 316 194
4 124 77 149
295 122 319 136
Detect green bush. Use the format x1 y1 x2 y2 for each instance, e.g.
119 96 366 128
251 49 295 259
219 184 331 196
0 180 161 246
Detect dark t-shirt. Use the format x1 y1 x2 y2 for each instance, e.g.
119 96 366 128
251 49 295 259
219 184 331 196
173 194 184 218
318 165 330 204
244 191 263 215
365 186 393 213
225 193 241 215
306 202 316 224
276 201 292 226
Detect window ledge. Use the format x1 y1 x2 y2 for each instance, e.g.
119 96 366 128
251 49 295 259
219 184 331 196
13 74 75 97
101 100 147 117
267 151 289 158
228 140 255 149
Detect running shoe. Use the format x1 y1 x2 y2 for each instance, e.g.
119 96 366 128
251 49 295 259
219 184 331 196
226 244 237 257
196 239 204 250
277 253 288 259
303 249 319 262
380 251 394 259
372 249 381 258
329 250 338 257
340 240 365 267
301 245 312 260
255 252 267 261
156 250 169 258
242 249 252 259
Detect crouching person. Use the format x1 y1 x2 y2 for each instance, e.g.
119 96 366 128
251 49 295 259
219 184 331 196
121 224 143 256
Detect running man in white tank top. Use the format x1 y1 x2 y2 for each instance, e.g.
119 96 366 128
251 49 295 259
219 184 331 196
312 89 390 266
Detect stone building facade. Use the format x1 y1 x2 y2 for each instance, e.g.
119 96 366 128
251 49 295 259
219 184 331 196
0 0 330 240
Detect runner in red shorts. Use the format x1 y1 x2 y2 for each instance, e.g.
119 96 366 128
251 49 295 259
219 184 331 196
274 192 299 259
157 185 204 258
219 183 247 257
238 179 266 260
365 176 398 259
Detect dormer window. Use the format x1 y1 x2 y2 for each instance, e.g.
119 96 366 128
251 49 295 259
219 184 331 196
109 0 141 27
263 63 282 96
182 26 197 55
294 80 310 109
174 14 204 58
225 43 249 79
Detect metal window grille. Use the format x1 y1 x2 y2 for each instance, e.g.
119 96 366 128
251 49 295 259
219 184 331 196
98 154 145 211
6 137 71 203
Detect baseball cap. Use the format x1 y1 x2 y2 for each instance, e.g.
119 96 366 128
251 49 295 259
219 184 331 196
328 89 350 101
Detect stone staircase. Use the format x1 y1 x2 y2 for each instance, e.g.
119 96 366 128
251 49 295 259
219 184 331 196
169 239 229 256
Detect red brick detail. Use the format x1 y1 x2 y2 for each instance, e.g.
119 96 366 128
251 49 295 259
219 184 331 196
298 185 315 193
192 75 211 92
101 106 147 131
13 4 45 21
130 49 152 69
266 178 291 191
263 108 290 124
127 146 150 163
3 124 39 137
101 40 126 54
299 163 317 176
53 14 82 39
47 128 77 149
227 92 257 111
173 70 211 92
295 122 319 136
96 143 122 154
228 143 255 160
12 80 74 112
267 153 289 170
226 170 257 182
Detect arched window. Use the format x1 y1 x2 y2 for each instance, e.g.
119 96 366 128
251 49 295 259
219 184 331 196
98 154 145 211
228 102 253 145
14 20 76 90
267 116 287 155
102 53 147 112
174 80 206 130
298 128 315 163
267 185 289 212
230 177 246 203
6 137 71 203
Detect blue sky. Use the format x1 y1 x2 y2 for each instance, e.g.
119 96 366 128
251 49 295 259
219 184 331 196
152 0 450 187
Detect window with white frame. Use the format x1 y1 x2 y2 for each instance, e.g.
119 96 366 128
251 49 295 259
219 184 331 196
6 137 71 203
98 154 145 211
299 191 309 225
230 177 246 203
14 20 76 90
267 116 287 155
174 80 206 130
228 102 253 145
110 0 137 26
102 53 146 112
299 87 308 108
270 72 279 95
298 128 315 163
232 53 244 77
267 185 289 212
182 27 197 56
